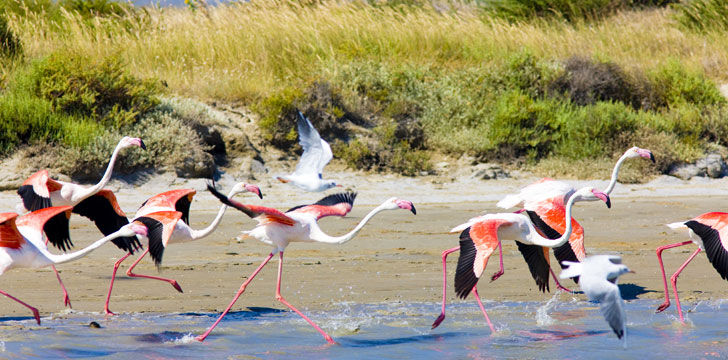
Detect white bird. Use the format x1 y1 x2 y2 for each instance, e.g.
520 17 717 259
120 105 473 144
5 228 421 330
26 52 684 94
560 255 633 347
275 111 340 192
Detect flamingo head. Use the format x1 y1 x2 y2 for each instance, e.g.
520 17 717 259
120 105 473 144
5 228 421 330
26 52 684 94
120 222 149 237
121 136 147 150
572 187 611 208
231 182 263 199
382 198 417 215
626 146 655 163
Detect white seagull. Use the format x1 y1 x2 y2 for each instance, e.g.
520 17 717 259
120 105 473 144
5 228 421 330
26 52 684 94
275 111 341 192
560 255 633 348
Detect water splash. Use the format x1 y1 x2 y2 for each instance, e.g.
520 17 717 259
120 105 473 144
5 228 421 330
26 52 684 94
535 293 561 326
166 333 198 345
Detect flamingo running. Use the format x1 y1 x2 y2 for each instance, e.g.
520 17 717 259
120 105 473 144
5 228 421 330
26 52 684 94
431 187 610 331
474 146 654 293
560 255 632 347
656 212 728 322
0 207 146 324
275 111 341 192
103 182 262 315
15 136 145 307
197 185 416 343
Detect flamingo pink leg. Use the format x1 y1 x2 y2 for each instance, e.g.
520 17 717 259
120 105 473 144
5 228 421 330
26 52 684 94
654 240 693 313
275 252 335 344
125 248 183 293
432 246 461 329
550 267 572 293
490 241 505 282
44 239 71 308
472 287 495 333
0 289 40 325
197 252 275 342
670 248 702 323
104 252 132 315
51 265 72 308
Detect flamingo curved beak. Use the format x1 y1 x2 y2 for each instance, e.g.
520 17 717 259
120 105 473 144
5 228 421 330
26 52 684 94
592 190 611 208
396 199 416 215
245 184 263 199
637 148 654 163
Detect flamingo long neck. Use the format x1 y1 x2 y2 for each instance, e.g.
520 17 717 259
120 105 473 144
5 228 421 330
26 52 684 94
189 188 239 239
311 203 390 244
39 231 125 265
86 141 126 196
604 151 631 195
528 194 579 247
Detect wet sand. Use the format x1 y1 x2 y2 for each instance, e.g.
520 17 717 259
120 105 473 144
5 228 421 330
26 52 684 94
1 172 728 319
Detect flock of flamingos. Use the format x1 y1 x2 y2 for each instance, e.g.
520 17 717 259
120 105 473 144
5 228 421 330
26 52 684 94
2 112 728 348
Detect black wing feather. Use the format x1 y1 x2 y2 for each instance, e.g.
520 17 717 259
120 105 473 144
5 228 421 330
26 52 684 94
17 185 52 212
686 220 728 281
44 212 73 252
454 227 480 299
72 194 141 254
286 192 357 213
207 184 259 219
175 196 192 225
515 241 550 293
527 210 580 283
134 216 165 269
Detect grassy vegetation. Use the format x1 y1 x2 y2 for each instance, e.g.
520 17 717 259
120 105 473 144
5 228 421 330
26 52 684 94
1 0 728 179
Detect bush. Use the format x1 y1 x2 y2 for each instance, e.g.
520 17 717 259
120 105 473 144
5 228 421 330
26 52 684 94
0 15 21 57
673 0 728 32
486 0 675 22
649 60 725 108
548 56 657 110
60 0 130 18
24 53 160 129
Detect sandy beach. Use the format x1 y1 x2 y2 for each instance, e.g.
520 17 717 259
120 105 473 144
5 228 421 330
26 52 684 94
2 171 728 319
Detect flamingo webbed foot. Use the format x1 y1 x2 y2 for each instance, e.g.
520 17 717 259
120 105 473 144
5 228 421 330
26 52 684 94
170 281 184 293
431 313 446 329
556 284 572 293
64 294 72 308
655 301 670 313
32 308 41 325
490 271 504 282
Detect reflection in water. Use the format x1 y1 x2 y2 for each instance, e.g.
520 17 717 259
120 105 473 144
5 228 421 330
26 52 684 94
0 300 727 358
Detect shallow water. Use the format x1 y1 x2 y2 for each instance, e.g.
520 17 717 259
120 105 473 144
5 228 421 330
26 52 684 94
1 298 727 359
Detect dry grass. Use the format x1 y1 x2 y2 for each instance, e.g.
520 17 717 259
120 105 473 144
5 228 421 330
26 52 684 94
6 2 728 102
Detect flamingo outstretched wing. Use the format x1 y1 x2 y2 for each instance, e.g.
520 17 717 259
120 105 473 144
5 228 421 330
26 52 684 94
73 190 141 254
206 184 295 226
287 192 357 220
0 213 24 249
16 206 73 251
528 196 586 263
133 211 183 267
17 170 64 212
138 189 196 224
455 219 510 299
685 212 728 281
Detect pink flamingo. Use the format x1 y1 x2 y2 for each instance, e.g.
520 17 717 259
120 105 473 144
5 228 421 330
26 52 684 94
432 187 610 331
15 136 146 307
656 212 728 322
197 185 416 343
0 207 146 324
437 146 654 302
103 182 262 315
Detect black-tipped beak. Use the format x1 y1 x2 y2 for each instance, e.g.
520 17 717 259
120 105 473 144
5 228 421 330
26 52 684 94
605 196 611 209
257 189 264 200
650 153 655 163
140 140 147 151
410 204 417 215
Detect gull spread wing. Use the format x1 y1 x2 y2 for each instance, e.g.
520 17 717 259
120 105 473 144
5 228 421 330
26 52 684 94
294 111 332 177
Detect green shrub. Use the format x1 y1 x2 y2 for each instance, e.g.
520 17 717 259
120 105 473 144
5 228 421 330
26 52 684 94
26 54 160 129
0 15 21 57
673 0 728 32
649 60 725 108
60 0 130 18
485 0 675 22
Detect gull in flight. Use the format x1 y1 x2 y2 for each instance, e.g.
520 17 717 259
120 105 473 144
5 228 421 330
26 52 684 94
276 111 341 192
560 255 633 348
